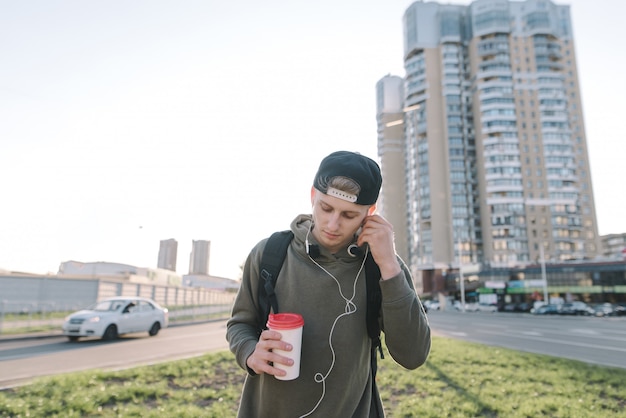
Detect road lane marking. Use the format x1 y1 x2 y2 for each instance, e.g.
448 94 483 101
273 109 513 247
570 328 599 335
522 331 542 336
479 329 626 353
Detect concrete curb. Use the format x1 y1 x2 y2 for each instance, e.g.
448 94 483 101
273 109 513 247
0 318 226 343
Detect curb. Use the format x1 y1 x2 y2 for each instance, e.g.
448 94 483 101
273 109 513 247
0 318 227 343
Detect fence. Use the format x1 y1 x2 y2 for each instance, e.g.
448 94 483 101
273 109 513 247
0 275 237 335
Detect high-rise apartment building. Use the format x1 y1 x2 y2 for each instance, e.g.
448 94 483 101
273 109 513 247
390 0 600 282
157 238 178 272
376 75 410 266
189 240 211 275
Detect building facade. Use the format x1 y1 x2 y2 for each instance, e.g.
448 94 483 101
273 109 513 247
58 260 182 286
601 233 626 260
397 0 600 291
157 238 178 272
189 240 211 275
375 75 411 269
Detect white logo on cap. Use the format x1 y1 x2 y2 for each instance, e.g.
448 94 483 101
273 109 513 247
326 187 357 203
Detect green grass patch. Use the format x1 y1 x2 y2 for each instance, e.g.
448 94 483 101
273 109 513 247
0 324 61 335
1 336 624 417
1 311 71 321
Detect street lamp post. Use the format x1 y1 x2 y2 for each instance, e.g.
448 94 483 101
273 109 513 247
458 233 466 312
540 244 548 304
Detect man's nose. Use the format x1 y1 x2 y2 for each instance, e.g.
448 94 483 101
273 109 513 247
327 213 341 230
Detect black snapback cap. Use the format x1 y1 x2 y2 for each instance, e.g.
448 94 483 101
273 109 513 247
313 151 382 205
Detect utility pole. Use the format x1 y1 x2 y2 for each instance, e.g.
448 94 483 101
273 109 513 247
540 244 548 304
458 233 465 312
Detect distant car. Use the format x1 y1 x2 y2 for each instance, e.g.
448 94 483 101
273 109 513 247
423 300 440 311
531 304 561 315
476 303 497 313
558 302 593 316
453 301 478 312
463 302 479 312
62 297 169 342
590 303 622 317
503 303 517 312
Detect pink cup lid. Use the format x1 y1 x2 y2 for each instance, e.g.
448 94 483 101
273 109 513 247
267 313 304 330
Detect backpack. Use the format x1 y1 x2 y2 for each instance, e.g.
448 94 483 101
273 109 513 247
257 230 385 378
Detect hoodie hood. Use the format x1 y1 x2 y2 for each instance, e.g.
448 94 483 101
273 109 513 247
290 214 365 265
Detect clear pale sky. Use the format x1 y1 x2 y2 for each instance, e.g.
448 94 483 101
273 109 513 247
1 0 624 279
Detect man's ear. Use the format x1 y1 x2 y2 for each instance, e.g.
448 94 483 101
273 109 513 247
310 186 317 206
367 204 377 216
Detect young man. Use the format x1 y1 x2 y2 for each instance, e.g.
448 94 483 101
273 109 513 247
227 151 431 417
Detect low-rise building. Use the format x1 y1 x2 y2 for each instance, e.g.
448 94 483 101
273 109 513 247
601 233 626 259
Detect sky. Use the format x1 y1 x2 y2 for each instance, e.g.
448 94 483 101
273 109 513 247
1 0 625 280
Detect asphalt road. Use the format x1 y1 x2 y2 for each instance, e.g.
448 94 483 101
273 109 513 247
0 320 230 389
427 310 626 369
2 313 625 389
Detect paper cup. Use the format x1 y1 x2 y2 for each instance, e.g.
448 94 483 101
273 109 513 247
267 313 304 380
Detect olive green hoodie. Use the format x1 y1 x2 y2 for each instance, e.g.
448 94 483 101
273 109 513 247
227 215 431 417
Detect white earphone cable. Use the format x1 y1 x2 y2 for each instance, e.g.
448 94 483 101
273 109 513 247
300 223 368 417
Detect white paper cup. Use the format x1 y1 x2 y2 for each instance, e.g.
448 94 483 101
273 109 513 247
267 313 304 380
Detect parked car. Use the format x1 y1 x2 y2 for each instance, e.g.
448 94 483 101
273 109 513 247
589 303 623 317
62 297 169 342
476 303 497 313
453 301 479 312
531 304 561 315
514 302 532 313
503 303 517 312
423 300 440 311
558 302 593 316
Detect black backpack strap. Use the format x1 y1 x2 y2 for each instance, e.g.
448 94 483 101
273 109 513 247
258 230 294 331
365 251 385 417
365 251 384 377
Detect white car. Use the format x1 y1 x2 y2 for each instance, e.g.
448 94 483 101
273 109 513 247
423 300 440 311
62 297 169 342
454 302 479 312
476 303 498 313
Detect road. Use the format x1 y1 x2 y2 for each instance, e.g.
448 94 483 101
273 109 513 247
2 313 625 389
0 320 230 389
427 310 626 369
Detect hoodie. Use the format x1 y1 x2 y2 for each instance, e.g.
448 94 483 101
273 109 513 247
227 215 431 417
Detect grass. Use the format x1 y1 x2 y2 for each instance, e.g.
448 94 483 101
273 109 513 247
0 324 61 335
1 336 624 417
1 312 70 321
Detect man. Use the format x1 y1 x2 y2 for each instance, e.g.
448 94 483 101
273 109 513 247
227 151 431 417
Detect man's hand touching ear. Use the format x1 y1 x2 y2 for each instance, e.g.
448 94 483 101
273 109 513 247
357 215 402 280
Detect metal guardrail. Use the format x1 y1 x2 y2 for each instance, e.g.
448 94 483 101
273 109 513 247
0 276 239 335
0 300 235 336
